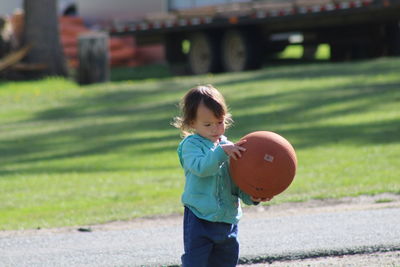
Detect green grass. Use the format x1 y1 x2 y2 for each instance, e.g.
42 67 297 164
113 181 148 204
375 198 393 204
1 57 400 230
278 44 330 60
110 63 173 81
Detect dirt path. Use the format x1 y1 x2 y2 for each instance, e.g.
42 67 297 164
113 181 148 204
243 250 400 267
244 192 400 219
1 193 399 237
238 193 400 267
1 193 399 266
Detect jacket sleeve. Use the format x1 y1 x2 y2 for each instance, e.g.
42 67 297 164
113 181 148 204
181 139 229 177
239 190 259 206
230 179 259 206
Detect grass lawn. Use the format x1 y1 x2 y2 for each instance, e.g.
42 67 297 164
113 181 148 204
0 57 399 230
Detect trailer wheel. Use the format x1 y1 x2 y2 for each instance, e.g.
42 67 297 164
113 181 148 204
330 43 351 62
222 29 262 72
188 32 221 75
386 21 400 56
165 34 188 75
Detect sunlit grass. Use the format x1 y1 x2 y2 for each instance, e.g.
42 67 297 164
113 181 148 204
279 44 330 59
0 57 399 230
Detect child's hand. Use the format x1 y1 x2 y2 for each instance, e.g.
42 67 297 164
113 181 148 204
221 140 247 160
251 196 273 202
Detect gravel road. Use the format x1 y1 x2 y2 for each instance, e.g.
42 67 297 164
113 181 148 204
0 194 399 267
245 250 400 266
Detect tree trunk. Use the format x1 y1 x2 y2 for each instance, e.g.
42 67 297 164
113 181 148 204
23 0 67 77
78 32 109 84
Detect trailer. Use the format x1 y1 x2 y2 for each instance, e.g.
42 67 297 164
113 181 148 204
107 0 400 74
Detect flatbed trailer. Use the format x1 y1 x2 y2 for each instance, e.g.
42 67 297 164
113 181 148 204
109 0 400 74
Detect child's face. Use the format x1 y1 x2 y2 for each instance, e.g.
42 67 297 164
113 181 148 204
191 103 226 143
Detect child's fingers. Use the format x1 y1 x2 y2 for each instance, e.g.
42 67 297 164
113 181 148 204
237 146 246 151
228 145 245 160
231 153 238 160
235 148 243 158
235 139 247 146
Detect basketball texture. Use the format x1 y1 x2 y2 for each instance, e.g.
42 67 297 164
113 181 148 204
230 131 297 199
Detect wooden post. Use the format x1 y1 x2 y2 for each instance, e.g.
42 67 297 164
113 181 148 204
78 32 109 85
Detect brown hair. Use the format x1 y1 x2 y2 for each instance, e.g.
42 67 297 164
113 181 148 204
173 84 232 136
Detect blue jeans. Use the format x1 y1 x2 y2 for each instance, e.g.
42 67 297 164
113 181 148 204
181 207 239 267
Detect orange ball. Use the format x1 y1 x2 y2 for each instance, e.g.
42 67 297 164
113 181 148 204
230 131 297 199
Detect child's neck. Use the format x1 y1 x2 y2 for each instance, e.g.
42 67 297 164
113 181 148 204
213 138 221 146
195 133 220 145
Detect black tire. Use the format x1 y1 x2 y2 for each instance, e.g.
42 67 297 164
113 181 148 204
302 45 318 60
221 29 263 72
188 32 221 75
385 21 400 56
165 34 188 75
330 43 351 62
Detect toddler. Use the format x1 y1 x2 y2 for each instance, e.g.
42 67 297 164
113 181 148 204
173 84 270 267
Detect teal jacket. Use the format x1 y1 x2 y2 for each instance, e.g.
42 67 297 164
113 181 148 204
177 134 255 224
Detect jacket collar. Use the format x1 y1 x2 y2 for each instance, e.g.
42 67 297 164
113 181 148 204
192 134 228 146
